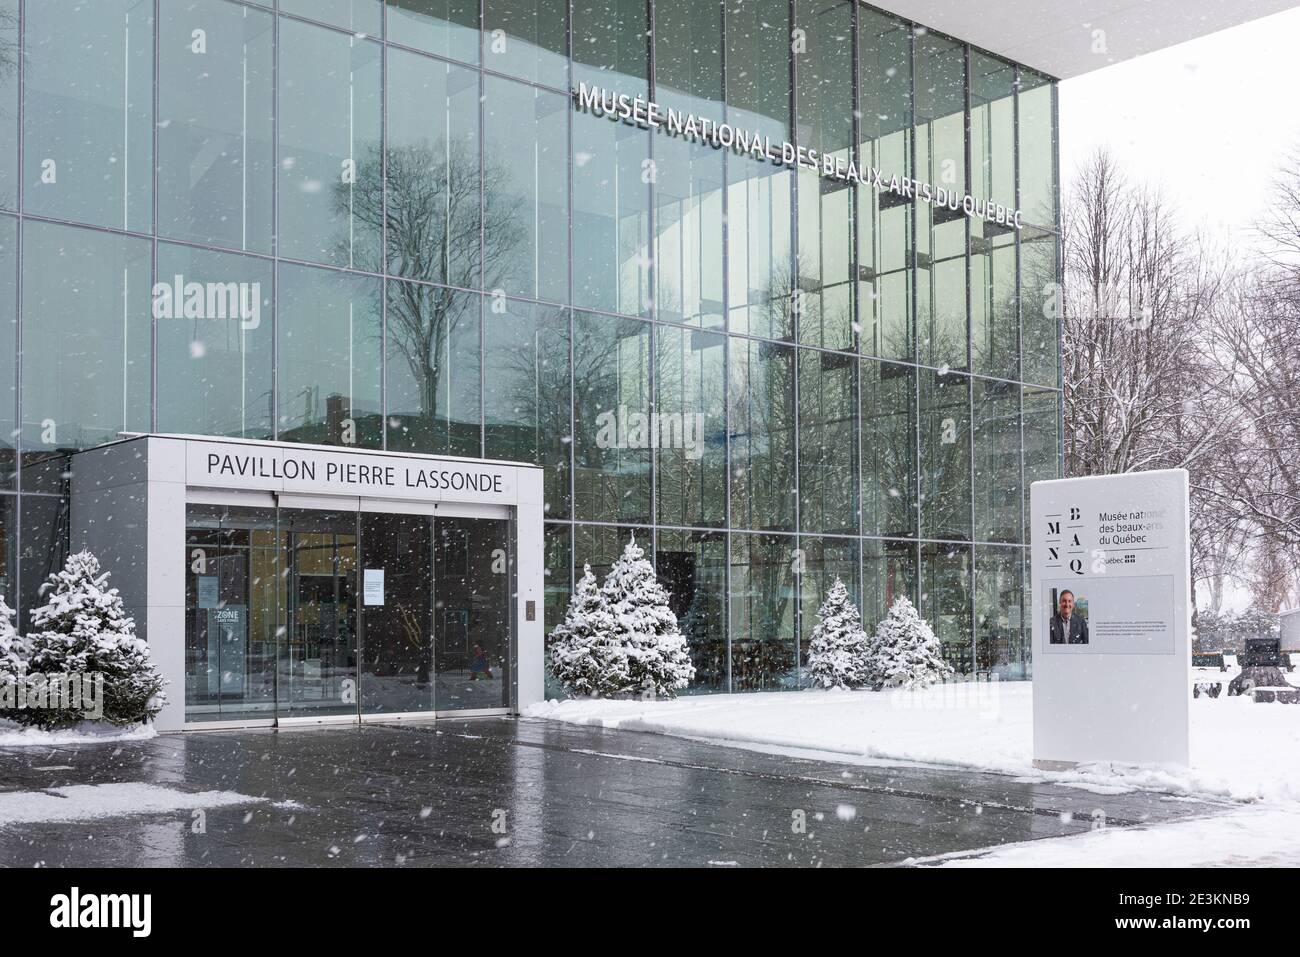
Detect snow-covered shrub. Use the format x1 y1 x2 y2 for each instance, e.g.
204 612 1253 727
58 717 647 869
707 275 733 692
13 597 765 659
600 537 695 699
20 551 167 728
806 577 871 690
549 564 623 698
865 596 953 690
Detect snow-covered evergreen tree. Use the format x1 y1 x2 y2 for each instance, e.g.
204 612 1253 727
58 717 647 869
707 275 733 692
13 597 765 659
601 537 695 698
0 594 21 673
21 551 167 727
865 596 953 690
807 577 871 690
548 563 624 697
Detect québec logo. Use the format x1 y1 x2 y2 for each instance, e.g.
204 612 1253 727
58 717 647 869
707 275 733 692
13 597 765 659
49 887 151 938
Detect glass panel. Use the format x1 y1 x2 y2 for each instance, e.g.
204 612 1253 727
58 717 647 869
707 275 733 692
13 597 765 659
359 511 434 714
281 0 382 36
572 102 651 316
0 215 14 489
0 0 17 211
278 20 382 269
726 163 793 339
920 368 970 540
572 312 651 524
24 0 152 230
729 337 795 531
482 0 567 87
385 281 482 456
0 494 14 608
914 29 965 200
1022 383 1059 537
433 516 511 711
857 8 913 362
921 541 971 676
654 133 724 329
19 494 67 633
654 325 725 528
542 521 571 698
861 359 915 538
385 0 478 64
277 263 383 448
794 0 853 352
971 228 1016 379
975 544 1027 678
862 537 916 632
279 508 359 718
571 0 648 94
729 531 796 691
574 522 651 580
483 77 568 303
20 222 150 462
969 51 1015 209
973 377 1021 543
914 31 967 370
158 0 273 252
725 0 792 340
798 347 857 534
184 505 280 723
1018 70 1057 230
1021 226 1059 388
725 0 789 141
657 528 726 694
483 298 571 518
654 0 723 114
799 534 860 676
156 243 274 439
385 49 480 287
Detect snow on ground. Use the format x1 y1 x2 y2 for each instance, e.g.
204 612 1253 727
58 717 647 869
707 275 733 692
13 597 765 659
0 720 157 747
0 783 267 826
926 803 1300 868
526 680 1300 804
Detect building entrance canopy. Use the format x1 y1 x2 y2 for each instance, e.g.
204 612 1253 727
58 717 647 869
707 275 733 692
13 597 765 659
69 436 545 731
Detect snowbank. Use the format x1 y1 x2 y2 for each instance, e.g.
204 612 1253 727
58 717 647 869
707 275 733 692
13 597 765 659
526 681 1300 804
0 720 158 748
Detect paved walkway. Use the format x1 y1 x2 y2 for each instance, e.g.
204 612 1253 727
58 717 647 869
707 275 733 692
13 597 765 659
0 718 1228 867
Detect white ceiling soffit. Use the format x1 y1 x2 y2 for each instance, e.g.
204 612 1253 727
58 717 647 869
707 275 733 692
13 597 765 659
871 0 1300 79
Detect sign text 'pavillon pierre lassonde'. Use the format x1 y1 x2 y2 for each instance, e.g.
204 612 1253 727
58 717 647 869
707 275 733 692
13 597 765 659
573 82 1026 231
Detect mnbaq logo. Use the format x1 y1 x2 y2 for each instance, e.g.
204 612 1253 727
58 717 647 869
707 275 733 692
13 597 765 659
49 887 151 938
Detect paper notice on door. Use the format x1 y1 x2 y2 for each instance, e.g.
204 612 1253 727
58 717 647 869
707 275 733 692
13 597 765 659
197 576 219 609
363 568 385 606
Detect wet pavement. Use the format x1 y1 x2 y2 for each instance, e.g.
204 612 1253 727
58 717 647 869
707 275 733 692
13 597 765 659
0 718 1229 867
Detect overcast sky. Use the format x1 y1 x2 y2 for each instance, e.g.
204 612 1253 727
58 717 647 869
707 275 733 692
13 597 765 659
1058 4 1300 247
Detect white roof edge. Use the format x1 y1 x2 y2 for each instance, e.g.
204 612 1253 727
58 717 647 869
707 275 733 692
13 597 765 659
870 0 1300 79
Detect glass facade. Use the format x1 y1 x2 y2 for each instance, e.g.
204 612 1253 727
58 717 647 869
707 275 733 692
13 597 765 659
0 0 1060 690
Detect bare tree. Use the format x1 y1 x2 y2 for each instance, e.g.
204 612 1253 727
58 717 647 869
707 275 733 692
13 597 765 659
1060 148 1243 605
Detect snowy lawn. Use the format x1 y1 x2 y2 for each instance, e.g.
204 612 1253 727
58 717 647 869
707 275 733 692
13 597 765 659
527 679 1300 804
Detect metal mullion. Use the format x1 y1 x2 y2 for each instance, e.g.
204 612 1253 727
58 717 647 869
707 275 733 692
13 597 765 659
478 0 486 460
964 42 976 674
787 0 802 672
380 26 388 450
720 0 733 694
645 0 657 561
11 0 22 613
566 0 576 598
151 0 160 434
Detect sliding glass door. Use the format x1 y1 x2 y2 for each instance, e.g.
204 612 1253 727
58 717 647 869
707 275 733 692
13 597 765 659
184 503 513 723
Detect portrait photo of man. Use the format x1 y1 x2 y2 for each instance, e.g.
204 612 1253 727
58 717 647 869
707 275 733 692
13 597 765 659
1049 589 1089 645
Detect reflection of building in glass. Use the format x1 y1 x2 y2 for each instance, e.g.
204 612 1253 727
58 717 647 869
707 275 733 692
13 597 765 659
0 0 1064 694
